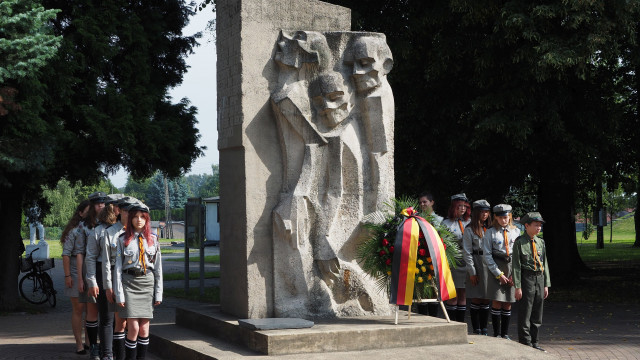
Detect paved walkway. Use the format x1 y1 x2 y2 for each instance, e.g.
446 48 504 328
1 245 639 359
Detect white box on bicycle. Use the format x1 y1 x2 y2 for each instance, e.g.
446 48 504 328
26 243 49 260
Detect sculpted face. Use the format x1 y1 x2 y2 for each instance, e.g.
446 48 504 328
310 73 349 128
274 31 328 70
345 37 393 93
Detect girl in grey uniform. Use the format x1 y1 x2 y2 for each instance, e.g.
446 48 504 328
83 191 106 359
86 194 122 360
61 200 90 355
441 193 471 322
463 200 492 335
114 203 162 360
105 198 136 360
482 204 520 339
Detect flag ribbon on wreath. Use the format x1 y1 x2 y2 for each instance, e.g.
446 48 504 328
390 207 456 305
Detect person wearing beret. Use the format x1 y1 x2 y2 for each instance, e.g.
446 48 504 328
462 199 492 335
513 212 551 352
86 194 124 360
482 204 520 339
60 199 91 355
441 193 471 322
114 202 162 360
106 197 138 360
82 191 107 359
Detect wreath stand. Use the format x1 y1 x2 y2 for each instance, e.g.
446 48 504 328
394 289 450 325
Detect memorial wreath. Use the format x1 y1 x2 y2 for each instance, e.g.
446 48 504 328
358 197 460 302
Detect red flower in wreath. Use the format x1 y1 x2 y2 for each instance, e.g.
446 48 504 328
379 250 386 257
389 246 394 253
385 258 392 265
382 238 389 247
419 248 426 256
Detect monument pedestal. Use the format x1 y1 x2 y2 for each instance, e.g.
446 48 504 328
25 242 49 260
149 304 467 358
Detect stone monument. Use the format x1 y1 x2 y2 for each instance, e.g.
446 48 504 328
218 0 394 319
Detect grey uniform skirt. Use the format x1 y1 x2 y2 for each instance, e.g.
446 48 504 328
465 253 489 299
119 272 155 319
63 256 81 298
486 256 515 302
451 257 467 289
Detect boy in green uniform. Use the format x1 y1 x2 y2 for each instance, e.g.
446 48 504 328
513 212 550 352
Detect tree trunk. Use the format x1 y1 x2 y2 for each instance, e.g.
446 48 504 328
538 179 588 285
596 180 604 249
0 181 26 311
634 174 640 247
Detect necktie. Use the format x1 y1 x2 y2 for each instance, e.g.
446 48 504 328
458 220 465 235
138 234 147 274
531 238 543 271
503 229 509 257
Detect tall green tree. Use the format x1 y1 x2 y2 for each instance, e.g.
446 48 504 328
199 164 219 198
332 0 638 283
145 172 189 210
0 0 203 311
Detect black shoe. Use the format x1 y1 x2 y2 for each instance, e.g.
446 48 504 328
481 328 488 336
502 335 512 340
473 329 481 335
532 344 547 352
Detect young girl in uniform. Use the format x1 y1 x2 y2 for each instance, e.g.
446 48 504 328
61 200 90 355
462 200 492 335
441 193 471 322
86 194 121 360
482 204 520 339
114 203 162 360
82 191 106 359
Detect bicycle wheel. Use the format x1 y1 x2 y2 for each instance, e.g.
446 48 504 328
19 273 47 304
41 273 57 307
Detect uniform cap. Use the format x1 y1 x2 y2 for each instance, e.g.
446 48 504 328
520 212 545 224
493 204 512 216
88 191 107 203
105 194 124 205
472 199 491 210
117 196 137 209
450 193 469 202
129 202 150 213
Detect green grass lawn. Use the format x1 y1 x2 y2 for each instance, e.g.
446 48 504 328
163 286 220 303
163 271 220 281
575 214 640 263
165 255 220 264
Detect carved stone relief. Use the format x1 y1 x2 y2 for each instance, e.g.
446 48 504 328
270 30 395 318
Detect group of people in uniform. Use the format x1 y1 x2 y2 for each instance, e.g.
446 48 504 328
418 192 551 352
60 192 163 360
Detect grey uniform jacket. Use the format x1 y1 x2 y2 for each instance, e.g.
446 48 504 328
114 232 163 304
102 222 124 290
481 226 521 277
462 226 486 276
61 222 87 257
85 222 108 288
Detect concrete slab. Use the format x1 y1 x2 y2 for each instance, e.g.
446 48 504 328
238 318 314 330
168 304 468 355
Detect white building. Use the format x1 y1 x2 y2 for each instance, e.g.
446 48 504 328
203 197 220 244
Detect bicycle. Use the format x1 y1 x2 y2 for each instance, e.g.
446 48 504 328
19 247 57 307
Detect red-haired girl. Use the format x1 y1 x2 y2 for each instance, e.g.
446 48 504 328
114 203 162 360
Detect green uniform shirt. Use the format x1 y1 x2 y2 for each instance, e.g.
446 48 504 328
512 234 551 288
